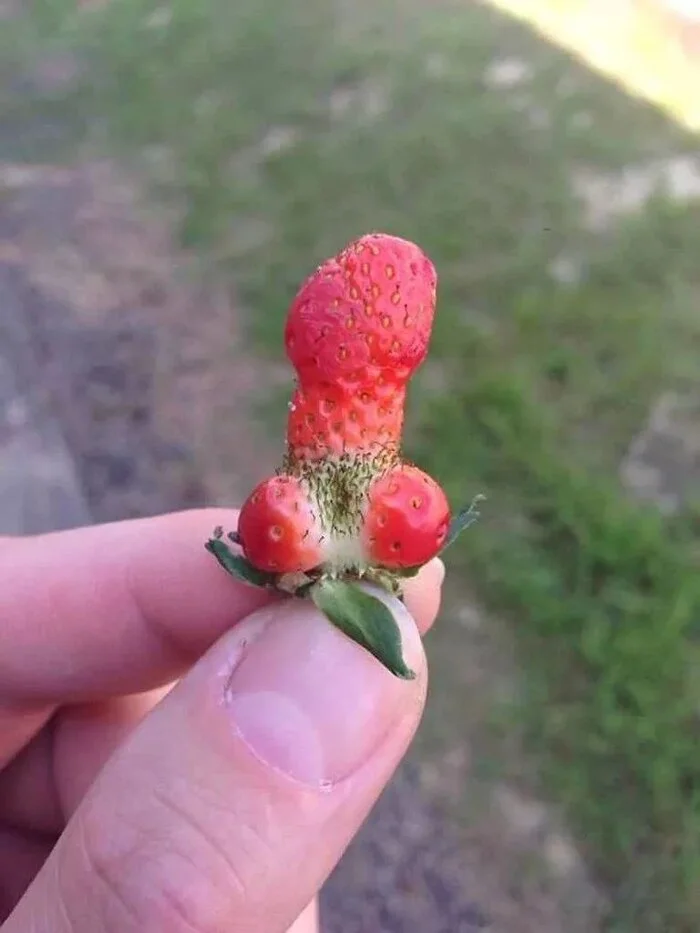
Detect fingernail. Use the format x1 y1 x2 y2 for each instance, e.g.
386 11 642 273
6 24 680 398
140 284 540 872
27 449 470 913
225 587 425 787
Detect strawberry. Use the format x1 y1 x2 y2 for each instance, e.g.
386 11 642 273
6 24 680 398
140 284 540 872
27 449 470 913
207 233 481 680
237 474 324 573
284 233 437 388
361 464 450 569
285 379 406 462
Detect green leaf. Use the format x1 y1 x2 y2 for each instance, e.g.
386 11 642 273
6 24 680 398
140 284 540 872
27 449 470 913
205 537 276 588
310 579 416 680
442 494 486 552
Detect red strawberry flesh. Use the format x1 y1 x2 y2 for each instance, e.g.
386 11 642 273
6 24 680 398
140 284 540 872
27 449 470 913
285 233 437 387
286 380 406 462
237 475 325 573
361 463 450 568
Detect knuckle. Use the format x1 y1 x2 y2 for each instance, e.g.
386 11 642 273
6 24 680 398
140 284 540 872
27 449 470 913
72 791 246 933
70 805 146 932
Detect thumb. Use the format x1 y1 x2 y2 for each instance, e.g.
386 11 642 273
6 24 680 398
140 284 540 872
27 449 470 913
5 588 427 933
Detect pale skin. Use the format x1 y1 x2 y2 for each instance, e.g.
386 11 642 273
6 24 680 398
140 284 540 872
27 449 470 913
0 509 444 933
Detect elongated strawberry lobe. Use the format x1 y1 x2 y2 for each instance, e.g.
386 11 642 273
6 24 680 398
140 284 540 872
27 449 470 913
286 380 406 462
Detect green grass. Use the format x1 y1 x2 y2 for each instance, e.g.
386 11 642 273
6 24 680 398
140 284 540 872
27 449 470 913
6 0 700 928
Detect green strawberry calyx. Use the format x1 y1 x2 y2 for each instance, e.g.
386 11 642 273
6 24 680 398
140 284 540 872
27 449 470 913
204 494 484 680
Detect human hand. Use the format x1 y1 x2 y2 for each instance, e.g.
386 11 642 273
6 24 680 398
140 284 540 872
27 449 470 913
0 509 443 933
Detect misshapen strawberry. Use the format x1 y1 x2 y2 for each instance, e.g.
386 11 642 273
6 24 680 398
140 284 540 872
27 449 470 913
285 233 437 387
207 233 482 679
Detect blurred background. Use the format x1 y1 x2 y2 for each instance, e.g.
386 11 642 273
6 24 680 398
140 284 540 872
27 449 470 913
1 1 699 930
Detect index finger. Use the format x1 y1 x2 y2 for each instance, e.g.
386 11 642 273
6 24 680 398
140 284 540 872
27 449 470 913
0 511 444 703
0 509 274 702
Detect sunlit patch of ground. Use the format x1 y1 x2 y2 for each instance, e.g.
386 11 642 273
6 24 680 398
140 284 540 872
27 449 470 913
488 0 700 130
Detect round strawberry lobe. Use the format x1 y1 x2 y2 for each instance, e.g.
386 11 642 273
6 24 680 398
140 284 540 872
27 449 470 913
362 464 450 569
237 474 324 573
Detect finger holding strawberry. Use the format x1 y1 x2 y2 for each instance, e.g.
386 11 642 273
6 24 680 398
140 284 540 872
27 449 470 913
207 233 482 678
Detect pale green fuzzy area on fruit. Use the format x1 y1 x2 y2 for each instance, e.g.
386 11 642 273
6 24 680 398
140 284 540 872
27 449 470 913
288 447 400 572
314 531 367 573
10 1 700 930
